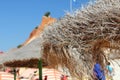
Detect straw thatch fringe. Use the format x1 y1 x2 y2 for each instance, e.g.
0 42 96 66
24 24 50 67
39 0 120 79
4 58 48 68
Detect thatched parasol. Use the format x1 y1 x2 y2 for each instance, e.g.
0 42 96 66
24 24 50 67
0 0 120 79
0 37 46 68
39 0 120 79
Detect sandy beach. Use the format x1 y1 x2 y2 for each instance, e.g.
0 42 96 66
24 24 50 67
111 59 120 80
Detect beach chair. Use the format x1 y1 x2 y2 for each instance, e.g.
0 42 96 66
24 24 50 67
0 71 19 80
33 68 63 80
19 68 37 80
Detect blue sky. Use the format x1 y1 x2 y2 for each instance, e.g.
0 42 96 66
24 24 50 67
0 0 89 52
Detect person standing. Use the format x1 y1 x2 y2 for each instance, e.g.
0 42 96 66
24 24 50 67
106 62 114 80
93 63 106 80
61 75 68 80
44 75 48 80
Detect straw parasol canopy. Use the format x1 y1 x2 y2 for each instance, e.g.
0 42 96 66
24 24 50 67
0 37 47 68
0 0 120 79
39 0 120 79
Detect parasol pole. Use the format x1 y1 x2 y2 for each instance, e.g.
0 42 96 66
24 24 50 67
13 68 16 80
38 59 42 80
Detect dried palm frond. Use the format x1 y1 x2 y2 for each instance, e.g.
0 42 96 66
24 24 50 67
40 0 120 79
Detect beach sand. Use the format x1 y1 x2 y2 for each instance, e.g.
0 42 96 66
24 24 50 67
111 59 120 80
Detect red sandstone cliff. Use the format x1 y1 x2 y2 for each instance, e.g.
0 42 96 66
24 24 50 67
23 16 56 46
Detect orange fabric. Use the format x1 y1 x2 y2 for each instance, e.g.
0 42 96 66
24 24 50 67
0 75 1 80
